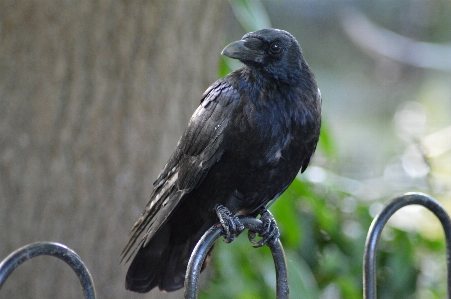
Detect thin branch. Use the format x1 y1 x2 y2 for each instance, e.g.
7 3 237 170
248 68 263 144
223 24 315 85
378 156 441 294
341 9 451 72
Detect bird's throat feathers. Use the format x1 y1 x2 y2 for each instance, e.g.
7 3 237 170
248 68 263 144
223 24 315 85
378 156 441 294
233 66 318 117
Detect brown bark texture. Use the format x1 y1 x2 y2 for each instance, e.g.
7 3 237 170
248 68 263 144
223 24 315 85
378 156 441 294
0 1 229 298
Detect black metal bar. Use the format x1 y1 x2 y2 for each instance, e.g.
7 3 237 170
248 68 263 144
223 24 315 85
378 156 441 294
184 216 289 299
0 242 96 299
363 192 451 299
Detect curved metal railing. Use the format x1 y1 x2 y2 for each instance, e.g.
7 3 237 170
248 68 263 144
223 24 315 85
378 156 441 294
0 242 96 299
184 216 289 299
1 192 450 299
363 192 451 299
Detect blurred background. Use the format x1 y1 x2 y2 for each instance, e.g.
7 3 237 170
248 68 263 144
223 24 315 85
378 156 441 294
1 0 450 298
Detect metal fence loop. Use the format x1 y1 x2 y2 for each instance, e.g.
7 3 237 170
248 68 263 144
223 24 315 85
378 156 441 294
363 192 451 299
184 216 289 299
0 242 96 299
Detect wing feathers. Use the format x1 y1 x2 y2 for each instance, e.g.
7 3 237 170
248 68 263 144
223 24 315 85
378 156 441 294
122 78 238 263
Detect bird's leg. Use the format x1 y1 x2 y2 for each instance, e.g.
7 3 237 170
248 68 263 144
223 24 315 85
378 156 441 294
248 207 280 248
215 205 244 243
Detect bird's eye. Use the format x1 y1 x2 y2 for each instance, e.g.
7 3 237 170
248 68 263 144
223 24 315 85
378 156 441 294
269 42 283 54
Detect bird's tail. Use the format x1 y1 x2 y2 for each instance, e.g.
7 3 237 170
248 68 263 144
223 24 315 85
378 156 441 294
125 220 214 293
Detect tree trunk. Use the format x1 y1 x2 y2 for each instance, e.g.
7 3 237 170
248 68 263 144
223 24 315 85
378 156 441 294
0 1 230 298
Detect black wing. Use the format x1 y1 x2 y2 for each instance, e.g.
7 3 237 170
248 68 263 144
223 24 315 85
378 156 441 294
300 87 322 173
121 78 239 262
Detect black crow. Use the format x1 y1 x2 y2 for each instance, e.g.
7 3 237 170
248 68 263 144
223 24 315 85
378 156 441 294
122 28 322 293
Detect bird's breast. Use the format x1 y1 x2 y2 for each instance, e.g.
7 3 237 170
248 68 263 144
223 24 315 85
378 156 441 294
229 103 306 168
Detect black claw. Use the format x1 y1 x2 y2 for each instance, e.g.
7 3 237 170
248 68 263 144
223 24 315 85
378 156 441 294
215 205 244 243
248 207 280 248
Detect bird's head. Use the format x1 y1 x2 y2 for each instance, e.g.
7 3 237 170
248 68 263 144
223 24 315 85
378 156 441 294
221 28 307 85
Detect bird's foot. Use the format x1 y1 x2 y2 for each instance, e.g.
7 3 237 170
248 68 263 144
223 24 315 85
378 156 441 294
248 207 280 248
215 205 244 243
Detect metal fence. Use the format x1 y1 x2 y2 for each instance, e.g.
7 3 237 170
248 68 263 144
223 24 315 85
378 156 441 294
1 192 450 298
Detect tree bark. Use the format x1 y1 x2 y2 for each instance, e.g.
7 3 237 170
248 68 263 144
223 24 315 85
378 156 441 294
0 1 230 298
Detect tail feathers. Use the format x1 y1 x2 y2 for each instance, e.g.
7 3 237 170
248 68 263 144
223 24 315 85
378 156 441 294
125 248 159 293
125 222 215 293
159 240 193 291
125 225 170 293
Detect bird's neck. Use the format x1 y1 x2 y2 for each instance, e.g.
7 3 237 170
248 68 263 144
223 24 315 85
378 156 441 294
240 64 313 90
240 66 282 89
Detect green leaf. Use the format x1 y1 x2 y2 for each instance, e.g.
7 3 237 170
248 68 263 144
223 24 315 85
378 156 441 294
228 0 271 32
318 119 337 159
286 250 320 299
218 56 241 78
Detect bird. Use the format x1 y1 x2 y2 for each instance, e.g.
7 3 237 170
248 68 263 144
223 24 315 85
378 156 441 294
122 28 322 293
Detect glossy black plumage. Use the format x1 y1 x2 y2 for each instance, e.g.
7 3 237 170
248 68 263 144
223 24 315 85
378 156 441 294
122 28 322 293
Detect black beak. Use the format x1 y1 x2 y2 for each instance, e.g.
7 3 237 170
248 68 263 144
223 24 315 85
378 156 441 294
221 38 265 64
